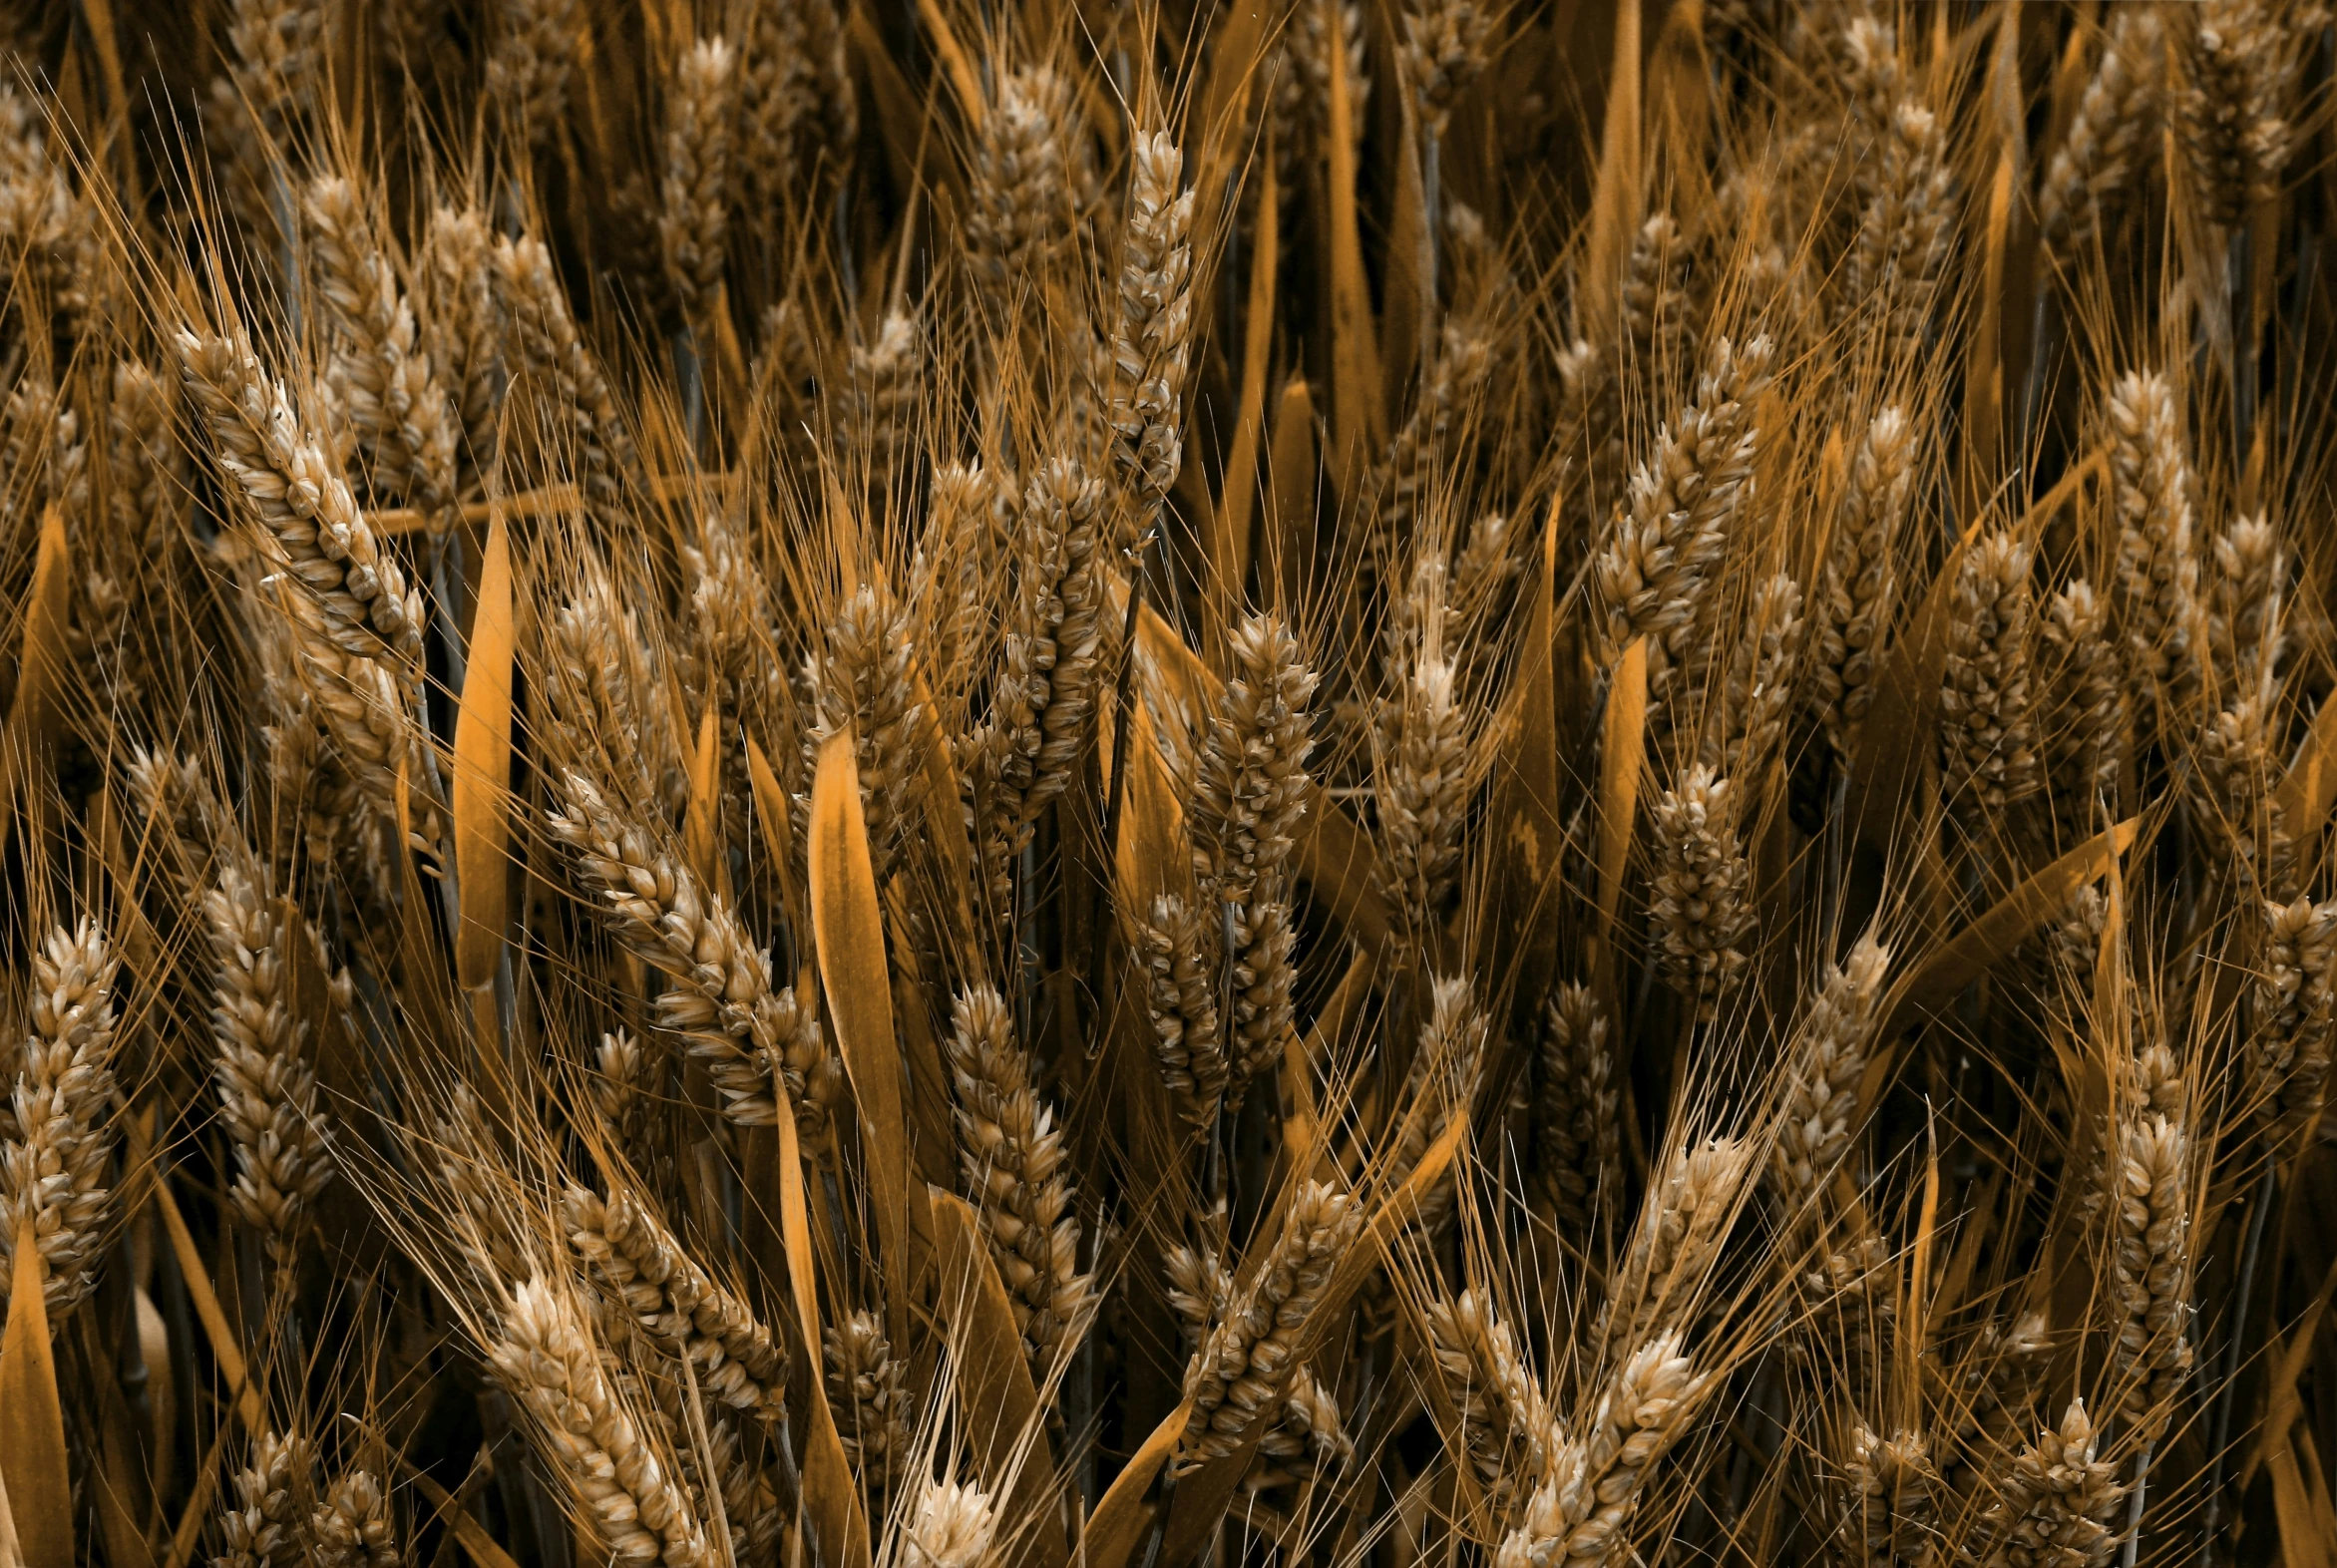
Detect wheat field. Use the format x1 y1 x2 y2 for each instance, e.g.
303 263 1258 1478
0 0 2330 1564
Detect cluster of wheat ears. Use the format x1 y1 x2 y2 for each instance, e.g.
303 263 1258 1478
0 0 2332 1564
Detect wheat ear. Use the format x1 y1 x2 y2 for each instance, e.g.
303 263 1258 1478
825 1307 914 1494
490 1274 714 1568
1425 1289 1560 1504
945 984 1093 1371
1495 1333 1709 1568
1814 406 1913 754
1111 127 1196 534
303 175 459 529
566 1184 788 1421
0 919 127 1316
1976 1399 2127 1568
659 38 737 316
311 1470 400 1568
205 852 335 1256
1533 981 1620 1238
1179 1180 1363 1466
217 1429 317 1568
1649 767 1753 1020
1939 533 2042 827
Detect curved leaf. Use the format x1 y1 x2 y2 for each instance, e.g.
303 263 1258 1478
769 1073 871 1568
1 506 70 837
0 1220 71 1568
931 1191 1065 1568
454 514 515 993
1081 1398 1192 1568
810 729 912 1342
1878 818 2140 1044
1595 637 1649 991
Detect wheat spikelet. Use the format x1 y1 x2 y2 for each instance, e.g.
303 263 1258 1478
1814 406 1913 754
967 66 1083 304
1425 1289 1559 1505
0 374 83 521
1188 610 1316 1090
1956 1311 2054 1463
1165 1223 1236 1338
2205 515 2284 694
125 747 218 884
2251 895 2335 1154
1450 509 1524 663
2105 371 2200 724
1401 0 1493 138
1533 981 1619 1238
974 454 1105 877
2174 2 2301 230
660 38 737 316
1771 934 1891 1217
1179 1179 1363 1466
1649 767 1752 1020
2040 582 2126 824
2039 10 2162 269
700 1414 783 1561
590 1027 652 1143
903 1477 995 1568
1939 533 2042 826
1707 570 1804 779
681 506 775 730
547 769 795 1127
492 232 646 525
0 82 78 315
177 328 445 857
1838 1424 1940 1568
739 0 855 209
1286 0 1368 153
825 1307 913 1492
486 0 580 146
1977 1399 2127 1568
303 176 459 529
849 309 920 469
491 1274 714 1568
1134 894 1227 1130
1376 318 1496 575
2108 1111 2193 1441
1596 334 1775 681
544 566 687 815
1847 100 1953 360
310 1470 400 1568
0 919 126 1315
108 358 190 556
1383 977 1490 1238
1607 1136 1752 1352
420 204 503 483
1619 212 1699 399
205 852 334 1254
1494 1334 1708 1568
1111 128 1196 532
1250 1364 1354 1493
173 330 423 662
919 462 1006 734
1838 16 1905 132
565 1185 788 1421
217 1429 316 1568
222 0 319 139
1375 558 1472 938
807 580 922 885
944 984 1092 1370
